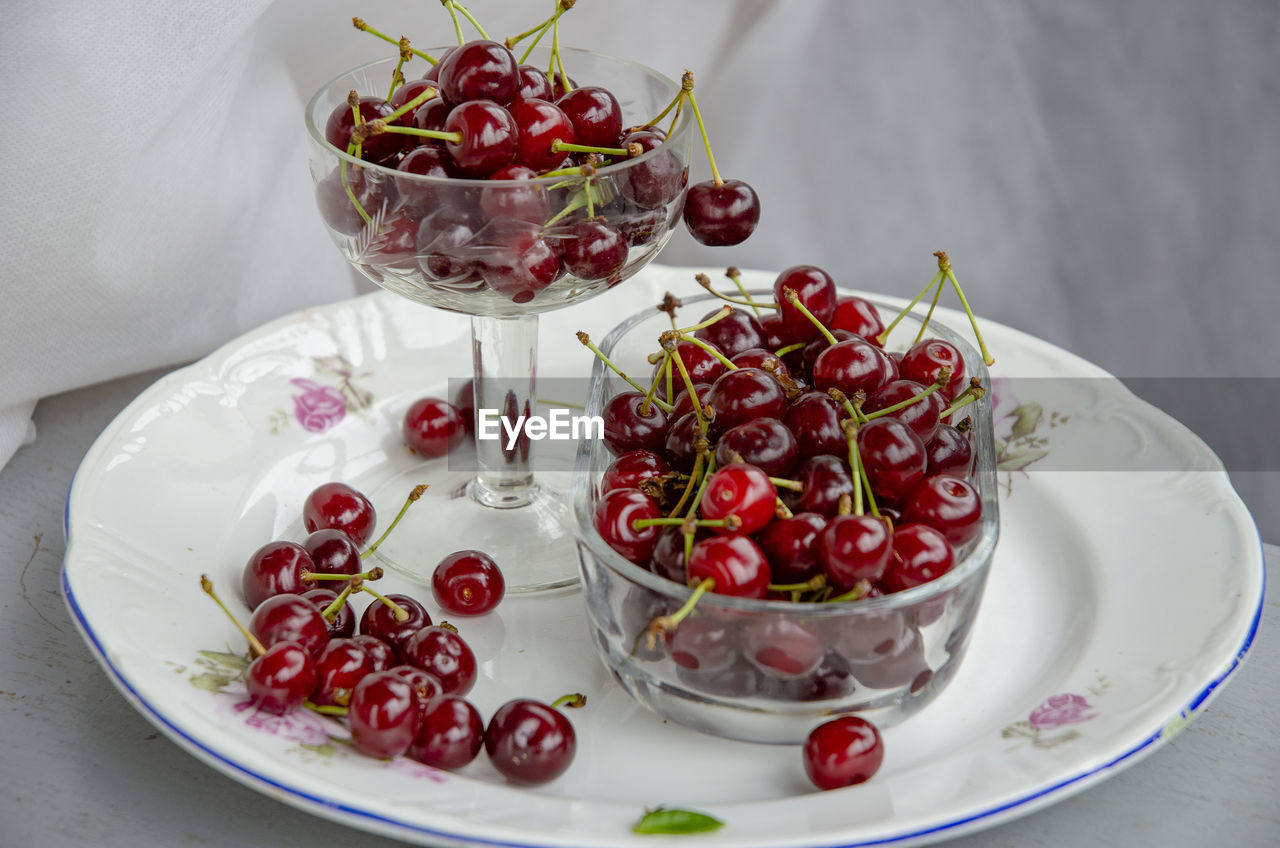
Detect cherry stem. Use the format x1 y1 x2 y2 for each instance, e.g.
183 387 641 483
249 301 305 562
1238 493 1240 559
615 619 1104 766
551 692 587 709
383 86 439 125
913 272 947 345
773 341 805 357
665 97 685 140
339 160 372 226
387 54 407 101
319 579 360 622
841 419 865 516
641 353 669 417
782 288 837 345
775 497 793 519
877 270 943 347
673 332 738 372
939 253 995 366
365 121 461 144
695 273 778 310
577 331 675 413
449 1 490 39
645 577 715 650
550 7 570 91
662 335 708 434
304 567 383 582
828 387 869 425
676 304 732 335
633 515 740 531
441 0 467 45
684 454 718 563
517 2 569 66
352 18 437 64
541 165 592 179
681 72 723 186
199 575 266 658
768 575 827 593
667 450 704 518
855 447 880 519
359 584 410 622
304 700 350 716
826 580 872 603
724 267 760 317
359 484 428 560
552 140 638 157
940 381 986 418
769 476 804 492
861 370 950 421
644 88 685 130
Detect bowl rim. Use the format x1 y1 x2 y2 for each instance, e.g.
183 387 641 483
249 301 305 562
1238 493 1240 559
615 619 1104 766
571 287 1002 617
304 48 694 187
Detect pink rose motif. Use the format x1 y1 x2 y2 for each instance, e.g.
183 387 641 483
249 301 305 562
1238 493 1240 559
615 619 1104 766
291 378 346 433
1029 693 1095 731
228 697 334 745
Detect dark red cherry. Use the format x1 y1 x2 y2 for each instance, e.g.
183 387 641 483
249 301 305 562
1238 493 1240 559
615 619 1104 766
799 329 860 381
389 79 439 128
250 594 329 656
617 130 685 209
925 425 973 477
758 312 787 349
387 665 445 720
650 526 712 584
884 523 956 592
803 716 885 790
560 218 627 280
516 64 553 100
783 393 847 460
741 615 826 680
548 71 577 100
310 637 374 707
444 100 517 178
420 48 454 82
714 417 798 478
601 449 670 493
485 699 576 785
242 541 316 609
857 419 928 500
782 455 855 518
694 308 765 358
655 340 729 399
302 529 361 584
831 296 886 344
510 97 575 172
686 535 771 599
670 382 712 420
864 379 946 444
602 391 669 455
245 641 317 714
412 97 452 136
774 266 837 343
403 397 466 458
754 512 826 583
351 634 396 672
478 219 563 302
556 86 622 148
410 695 485 770
315 166 391 235
683 180 760 246
900 339 967 400
817 514 893 589
437 39 519 106
902 476 982 546
403 625 478 696
699 463 777 535
480 164 549 224
416 206 480 281
731 347 791 381
706 367 787 434
812 338 897 399
302 588 355 639
617 206 668 247
592 487 662 564
348 670 423 758
667 615 738 673
432 550 505 616
358 594 433 658
303 482 376 548
325 97 403 165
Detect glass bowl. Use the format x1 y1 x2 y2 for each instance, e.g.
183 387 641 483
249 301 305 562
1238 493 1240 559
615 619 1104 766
571 290 1000 743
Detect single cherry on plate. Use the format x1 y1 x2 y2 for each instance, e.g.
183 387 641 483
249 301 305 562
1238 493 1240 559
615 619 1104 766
485 699 577 785
245 641 318 715
683 179 760 247
803 715 885 790
409 695 485 770
303 482 376 548
348 669 423 758
432 550 505 616
242 540 317 609
403 397 467 459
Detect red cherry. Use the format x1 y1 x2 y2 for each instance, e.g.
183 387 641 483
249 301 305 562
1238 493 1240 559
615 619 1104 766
246 641 317 714
902 476 982 546
403 397 466 458
444 100 517 178
432 550 505 616
601 391 668 456
437 39 519 106
387 665 445 720
925 425 973 478
351 634 396 672
782 455 856 518
731 347 791 380
515 64 553 100
358 594 433 659
403 625 478 696
831 296 886 344
803 716 885 790
774 266 838 343
682 180 760 246
817 515 893 589
556 86 622 148
301 588 354 639
864 380 945 444
250 594 329 656
783 392 848 461
310 637 374 708
617 130 685 209
900 339 967 400
714 417 799 478
477 219 563 302
303 482 376 547
812 338 897 399
559 219 627 281
601 449 670 493
242 541 316 609
302 529 361 584
705 367 788 434
754 512 826 584
686 535 771 598
388 79 438 128
324 97 403 165
592 487 662 564
485 699 576 785
883 523 956 592
348 670 423 758
410 695 485 770
699 463 777 535
857 419 928 500
510 97 575 172
481 163 550 224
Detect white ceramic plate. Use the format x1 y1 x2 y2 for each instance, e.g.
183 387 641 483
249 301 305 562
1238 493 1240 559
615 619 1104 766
62 266 1265 848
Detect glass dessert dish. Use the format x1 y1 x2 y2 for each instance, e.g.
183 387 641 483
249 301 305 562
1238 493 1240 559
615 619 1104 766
305 49 692 593
572 292 1000 743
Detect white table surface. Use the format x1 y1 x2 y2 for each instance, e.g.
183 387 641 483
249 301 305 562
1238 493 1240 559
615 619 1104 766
1 365 1276 848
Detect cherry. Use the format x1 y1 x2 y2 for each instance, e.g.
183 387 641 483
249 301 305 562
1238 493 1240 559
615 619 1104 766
617 206 668 247
348 669 423 758
925 424 973 478
310 637 374 708
302 588 355 639
388 79 438 128
783 455 855 518
556 86 622 148
766 651 856 702
682 180 760 247
798 329 861 381
817 515 893 589
812 338 897 399
754 512 826 584
402 397 467 458
758 312 788 350
416 206 480 281
592 487 662 564
485 699 577 785
480 164 550 224
358 594 433 658
857 419 928 500
315 166 390 236
667 615 738 673
559 218 627 281
325 96 403 165
699 463 777 535
548 71 577 100
902 476 982 546
303 482 376 548
883 523 956 593
617 130 685 209
732 347 792 381
420 47 455 82
602 449 670 494
650 526 712 584
352 634 396 672
250 594 329 656
783 393 847 460
302 529 362 582
670 382 712 420
694 308 765 359
437 39 519 106
242 541 317 609
900 338 967 401
741 615 825 680
432 550 505 616
774 266 838 343
687 535 771 599
864 380 945 444
803 716 884 790
409 695 485 770
403 625 478 696
706 367 787 434
676 658 762 698
655 340 728 397
510 97 575 172
444 100 517 178
714 417 798 478
387 665 445 720
452 379 476 433
245 641 317 715
477 219 563 302
831 296 886 344
516 64 553 100
601 391 668 456
827 608 912 664
412 97 452 136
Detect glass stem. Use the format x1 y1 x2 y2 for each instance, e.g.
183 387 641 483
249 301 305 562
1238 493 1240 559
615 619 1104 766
470 314 539 508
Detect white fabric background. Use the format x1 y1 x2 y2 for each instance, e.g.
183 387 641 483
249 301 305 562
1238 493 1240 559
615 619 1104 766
1 1 1276 533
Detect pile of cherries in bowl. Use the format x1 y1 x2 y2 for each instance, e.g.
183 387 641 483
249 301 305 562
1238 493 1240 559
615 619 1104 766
577 265 999 743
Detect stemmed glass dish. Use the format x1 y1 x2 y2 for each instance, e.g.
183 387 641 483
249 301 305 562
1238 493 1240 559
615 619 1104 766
305 49 692 592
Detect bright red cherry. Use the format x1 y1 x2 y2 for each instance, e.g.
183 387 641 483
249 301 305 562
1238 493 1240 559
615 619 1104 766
784 393 847 461
706 367 787 434
655 340 729 398
510 97 575 172
301 529 361 585
817 515 893 589
516 64 553 100
432 550 505 616
831 296 886 344
388 79 438 128
670 382 712 420
682 180 760 246
303 482 376 548
774 266 837 343
864 379 946 444
601 391 668 456
250 594 329 656
900 339 967 401
902 476 982 546
309 637 374 708
242 541 316 609
884 523 956 592
437 39 520 106
699 463 777 535
813 338 897 399
403 397 466 458
403 625 478 696
592 487 662 564
348 670 423 758
686 535 771 598
409 695 485 770
857 419 928 500
556 86 622 148
560 218 627 281
731 347 791 380
351 634 396 672
301 588 354 639
485 699 577 785
783 455 856 518
387 665 445 721
444 100 517 178
803 716 885 790
601 449 670 493
245 641 317 714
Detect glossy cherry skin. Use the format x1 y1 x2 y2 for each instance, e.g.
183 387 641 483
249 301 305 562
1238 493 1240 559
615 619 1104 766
387 665 445 721
403 397 467 458
478 219 563 302
803 716 885 790
480 164 549 224
706 367 788 435
758 312 787 349
403 625 478 696
602 449 670 494
516 64 553 100
352 634 396 672
617 130 685 209
510 97 575 172
444 100 517 178
783 455 856 518
902 476 982 546
601 391 669 456
733 348 791 382
246 641 317 714
667 615 739 673
485 699 577 785
437 39 519 106
925 424 973 477
348 670 423 758
784 392 847 460
670 382 712 420
682 179 760 246
655 340 729 399
700 463 777 535
754 512 826 583
686 535 771 599
358 594 433 659
797 329 860 381
741 615 826 680
242 541 316 609
884 523 956 593
310 637 374 707
813 338 897 399
303 482 376 548
857 419 928 500
560 218 627 280
325 96 403 165
714 417 798 478
900 339 967 401
864 379 946 444
694 308 765 359
410 695 485 770
302 588 354 639
831 296 886 344
774 265 838 343
412 97 452 136
388 79 438 127
592 487 662 564
817 514 894 589
250 594 329 656
650 526 713 584
556 86 622 148
301 529 361 581
432 550 505 616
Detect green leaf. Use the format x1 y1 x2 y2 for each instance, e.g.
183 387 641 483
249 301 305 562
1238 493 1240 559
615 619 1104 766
998 447 1050 472
1009 402 1044 440
197 650 250 672
298 742 339 757
188 672 235 693
633 808 724 835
